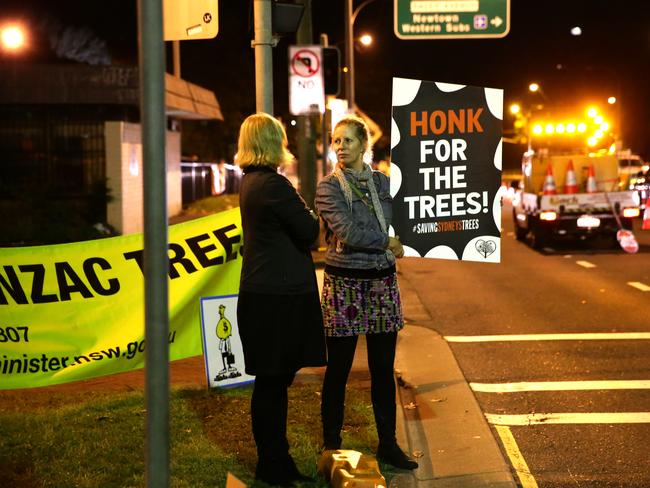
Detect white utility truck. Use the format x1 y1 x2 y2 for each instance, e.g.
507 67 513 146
513 150 640 248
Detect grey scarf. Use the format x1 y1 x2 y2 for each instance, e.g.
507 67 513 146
333 163 388 235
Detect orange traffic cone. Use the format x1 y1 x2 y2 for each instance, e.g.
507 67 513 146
564 160 578 194
542 163 557 195
643 198 650 230
586 164 597 193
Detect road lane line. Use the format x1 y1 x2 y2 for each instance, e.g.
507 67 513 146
486 412 650 425
628 281 650 292
494 425 539 488
576 260 596 268
471 380 650 393
445 332 650 342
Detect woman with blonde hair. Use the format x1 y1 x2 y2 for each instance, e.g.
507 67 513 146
236 113 326 486
315 115 417 470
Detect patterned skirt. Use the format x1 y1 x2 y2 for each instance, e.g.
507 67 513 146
321 269 404 337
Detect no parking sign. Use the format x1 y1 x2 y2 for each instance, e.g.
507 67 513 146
289 45 325 115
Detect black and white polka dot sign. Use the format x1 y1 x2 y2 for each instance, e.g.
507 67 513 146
389 77 503 263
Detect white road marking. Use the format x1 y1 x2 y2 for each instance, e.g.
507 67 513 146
471 380 650 393
444 332 650 342
486 412 650 426
494 425 539 488
576 260 596 268
628 281 650 292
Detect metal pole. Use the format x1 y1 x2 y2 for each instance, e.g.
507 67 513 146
137 1 169 487
320 33 330 177
172 40 181 77
296 0 317 207
253 0 273 114
344 0 354 112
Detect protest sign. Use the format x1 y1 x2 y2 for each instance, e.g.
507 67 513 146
390 77 502 262
200 294 254 388
0 209 242 389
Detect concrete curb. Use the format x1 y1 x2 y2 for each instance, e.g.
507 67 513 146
393 270 517 488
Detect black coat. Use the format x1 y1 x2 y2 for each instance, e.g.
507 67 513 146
237 165 326 375
239 165 319 294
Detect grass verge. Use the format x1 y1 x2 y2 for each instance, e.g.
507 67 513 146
0 381 387 487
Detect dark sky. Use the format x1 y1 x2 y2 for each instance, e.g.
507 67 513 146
2 0 649 161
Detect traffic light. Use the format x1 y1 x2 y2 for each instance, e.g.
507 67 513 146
322 47 340 96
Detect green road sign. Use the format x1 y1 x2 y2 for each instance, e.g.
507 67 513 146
394 0 510 40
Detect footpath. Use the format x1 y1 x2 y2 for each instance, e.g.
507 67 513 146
309 252 517 488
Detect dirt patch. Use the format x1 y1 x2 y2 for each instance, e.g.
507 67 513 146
0 356 372 413
0 355 208 411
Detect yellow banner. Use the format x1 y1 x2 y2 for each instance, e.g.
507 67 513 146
0 209 242 390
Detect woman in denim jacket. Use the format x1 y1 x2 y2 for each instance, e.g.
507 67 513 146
315 115 417 470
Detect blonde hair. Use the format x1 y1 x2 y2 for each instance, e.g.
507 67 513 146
333 115 373 163
236 113 293 169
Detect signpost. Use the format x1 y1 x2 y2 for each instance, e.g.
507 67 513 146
289 45 325 115
394 0 510 39
163 0 219 41
142 1 218 486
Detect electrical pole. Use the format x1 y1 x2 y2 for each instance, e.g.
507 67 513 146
253 0 274 114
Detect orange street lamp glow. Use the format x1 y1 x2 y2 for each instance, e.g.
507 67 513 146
359 34 373 46
545 123 554 135
587 137 598 146
509 103 521 114
594 115 604 124
577 122 587 133
600 122 610 131
594 129 604 138
529 83 540 92
587 107 598 118
1 24 26 51
566 123 576 133
607 97 616 104
556 123 565 134
532 124 543 135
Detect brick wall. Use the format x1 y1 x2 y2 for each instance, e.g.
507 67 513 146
105 121 181 235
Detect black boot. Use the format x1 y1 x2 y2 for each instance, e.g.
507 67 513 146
256 453 313 486
255 458 295 487
284 455 313 483
321 431 342 451
377 443 419 470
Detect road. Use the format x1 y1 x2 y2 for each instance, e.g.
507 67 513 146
398 203 650 487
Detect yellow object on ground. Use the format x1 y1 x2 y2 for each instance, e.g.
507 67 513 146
318 449 387 488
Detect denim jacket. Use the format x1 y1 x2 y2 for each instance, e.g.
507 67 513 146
315 169 395 270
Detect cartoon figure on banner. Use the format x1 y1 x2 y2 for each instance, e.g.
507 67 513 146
214 304 241 381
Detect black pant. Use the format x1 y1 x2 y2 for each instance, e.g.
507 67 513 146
251 372 296 461
321 331 398 449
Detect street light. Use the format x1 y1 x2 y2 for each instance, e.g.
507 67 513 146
570 26 582 36
0 24 26 52
345 0 378 112
359 33 373 46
